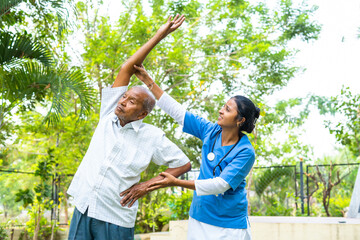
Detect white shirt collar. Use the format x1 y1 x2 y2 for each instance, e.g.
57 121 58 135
111 113 142 133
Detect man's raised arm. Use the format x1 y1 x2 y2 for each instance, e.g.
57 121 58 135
112 14 185 88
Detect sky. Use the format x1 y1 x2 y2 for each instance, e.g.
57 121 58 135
97 0 360 159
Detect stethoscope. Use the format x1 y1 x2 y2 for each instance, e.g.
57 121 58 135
207 130 241 177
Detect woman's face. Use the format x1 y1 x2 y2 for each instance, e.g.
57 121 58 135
217 98 241 128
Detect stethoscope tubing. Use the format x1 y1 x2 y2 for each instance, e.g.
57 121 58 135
210 130 241 177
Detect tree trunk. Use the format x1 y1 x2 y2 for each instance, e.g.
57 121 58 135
63 186 69 226
33 206 42 240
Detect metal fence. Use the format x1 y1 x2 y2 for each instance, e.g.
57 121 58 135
185 162 360 217
1 161 359 227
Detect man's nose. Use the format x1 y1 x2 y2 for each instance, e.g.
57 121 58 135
120 99 127 106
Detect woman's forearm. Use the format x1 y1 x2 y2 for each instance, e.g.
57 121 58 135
142 79 164 100
174 179 196 190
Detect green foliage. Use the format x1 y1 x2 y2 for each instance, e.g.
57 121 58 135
312 87 360 156
0 223 8 240
1 0 325 233
0 224 9 240
15 189 34 208
255 167 294 196
135 189 192 233
328 194 350 217
168 190 192 220
0 0 24 17
0 0 96 146
0 30 52 67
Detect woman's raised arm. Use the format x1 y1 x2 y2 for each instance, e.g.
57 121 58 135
134 64 186 125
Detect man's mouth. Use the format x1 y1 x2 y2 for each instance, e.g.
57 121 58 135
117 105 124 112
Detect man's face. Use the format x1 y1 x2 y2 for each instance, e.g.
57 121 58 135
115 87 148 126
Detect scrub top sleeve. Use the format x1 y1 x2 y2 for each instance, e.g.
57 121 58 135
220 148 255 191
183 111 216 141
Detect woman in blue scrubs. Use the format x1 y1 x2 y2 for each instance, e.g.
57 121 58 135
134 65 260 240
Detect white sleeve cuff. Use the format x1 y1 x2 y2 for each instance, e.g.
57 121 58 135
157 92 186 125
195 177 231 196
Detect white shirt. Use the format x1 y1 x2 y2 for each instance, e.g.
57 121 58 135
67 86 190 228
157 92 231 196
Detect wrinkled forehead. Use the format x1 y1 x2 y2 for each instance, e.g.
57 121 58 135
125 87 148 102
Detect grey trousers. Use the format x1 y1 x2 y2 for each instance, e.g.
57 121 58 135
68 208 134 240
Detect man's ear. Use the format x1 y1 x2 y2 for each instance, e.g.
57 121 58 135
137 110 149 120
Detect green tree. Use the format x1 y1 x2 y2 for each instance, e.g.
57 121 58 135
0 0 96 145
312 87 360 157
75 0 320 230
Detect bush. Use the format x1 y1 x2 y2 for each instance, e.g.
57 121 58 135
0 224 8 240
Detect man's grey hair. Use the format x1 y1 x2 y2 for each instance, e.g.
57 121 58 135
132 85 156 113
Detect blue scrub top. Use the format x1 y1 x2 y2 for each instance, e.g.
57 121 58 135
183 111 255 229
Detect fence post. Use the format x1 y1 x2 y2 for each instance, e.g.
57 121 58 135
294 165 298 210
306 165 310 216
300 158 304 214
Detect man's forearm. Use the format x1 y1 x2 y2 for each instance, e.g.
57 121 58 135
112 32 164 88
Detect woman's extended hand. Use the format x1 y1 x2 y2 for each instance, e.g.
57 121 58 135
157 14 185 39
146 172 178 191
133 64 154 87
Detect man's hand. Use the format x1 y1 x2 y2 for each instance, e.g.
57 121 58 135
156 14 185 39
120 182 148 208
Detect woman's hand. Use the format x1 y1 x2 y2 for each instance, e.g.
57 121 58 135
156 14 185 39
146 172 178 191
134 64 153 85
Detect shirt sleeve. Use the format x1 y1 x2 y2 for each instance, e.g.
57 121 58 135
100 86 128 119
183 111 216 141
195 177 231 196
157 92 186 125
152 133 190 168
220 147 255 191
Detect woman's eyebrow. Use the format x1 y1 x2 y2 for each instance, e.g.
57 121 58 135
226 104 233 110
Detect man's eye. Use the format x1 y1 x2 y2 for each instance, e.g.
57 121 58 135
130 100 135 104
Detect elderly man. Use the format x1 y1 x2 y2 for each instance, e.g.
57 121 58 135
67 15 190 240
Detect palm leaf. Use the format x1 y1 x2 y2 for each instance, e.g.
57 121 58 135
0 31 53 67
255 167 294 196
0 0 24 17
2 61 96 126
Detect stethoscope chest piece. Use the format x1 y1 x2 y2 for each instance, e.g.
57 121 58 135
207 152 215 161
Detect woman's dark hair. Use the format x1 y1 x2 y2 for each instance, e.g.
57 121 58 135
231 95 260 134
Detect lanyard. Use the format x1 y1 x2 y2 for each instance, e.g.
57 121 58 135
208 130 241 177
